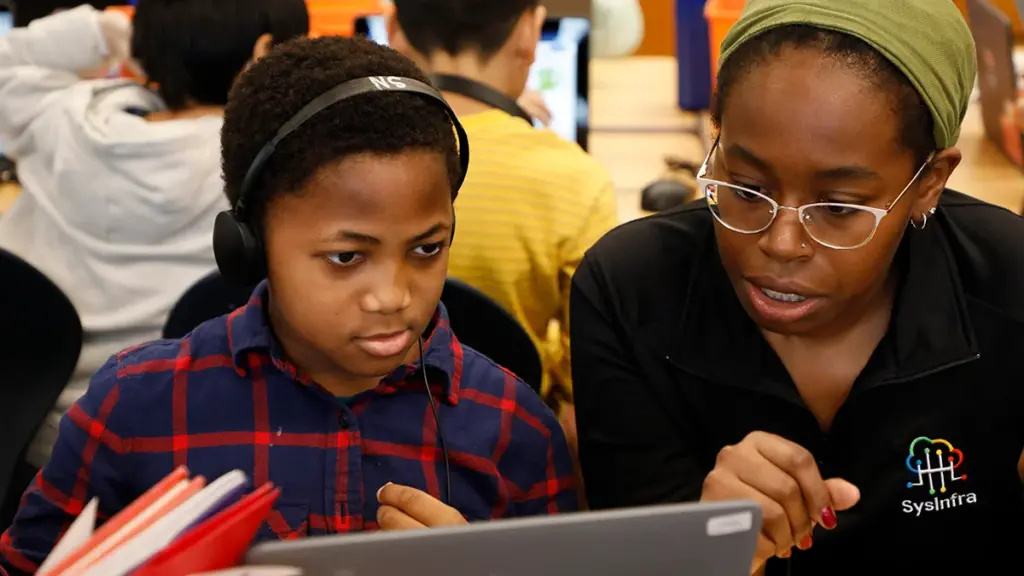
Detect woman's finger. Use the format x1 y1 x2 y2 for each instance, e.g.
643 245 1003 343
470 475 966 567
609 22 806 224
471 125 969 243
702 468 795 557
748 432 835 528
721 443 814 546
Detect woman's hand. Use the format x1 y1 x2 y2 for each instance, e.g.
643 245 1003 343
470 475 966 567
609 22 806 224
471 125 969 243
700 432 860 574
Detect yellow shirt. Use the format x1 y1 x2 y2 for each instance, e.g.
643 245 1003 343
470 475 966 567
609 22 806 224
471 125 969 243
449 110 618 402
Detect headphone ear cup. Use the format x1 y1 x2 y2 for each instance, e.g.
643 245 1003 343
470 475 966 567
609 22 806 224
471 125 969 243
213 210 266 286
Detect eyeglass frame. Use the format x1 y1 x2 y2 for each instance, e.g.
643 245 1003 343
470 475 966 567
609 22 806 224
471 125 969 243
695 137 935 250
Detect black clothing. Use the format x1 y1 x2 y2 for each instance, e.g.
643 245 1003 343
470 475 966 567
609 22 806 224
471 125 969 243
572 191 1024 573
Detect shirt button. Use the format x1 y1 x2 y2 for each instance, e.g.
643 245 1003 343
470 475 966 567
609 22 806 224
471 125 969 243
338 413 349 429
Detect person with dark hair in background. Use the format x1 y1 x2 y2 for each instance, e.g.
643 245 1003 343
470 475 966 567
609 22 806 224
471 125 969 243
571 0 1024 574
386 0 618 471
0 0 308 475
0 35 576 575
11 0 122 28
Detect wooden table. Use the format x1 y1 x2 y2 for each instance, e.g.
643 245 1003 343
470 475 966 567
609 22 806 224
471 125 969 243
1 56 1022 222
588 56 1024 223
0 182 18 215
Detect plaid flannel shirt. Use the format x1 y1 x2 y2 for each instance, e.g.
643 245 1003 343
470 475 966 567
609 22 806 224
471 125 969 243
0 281 578 574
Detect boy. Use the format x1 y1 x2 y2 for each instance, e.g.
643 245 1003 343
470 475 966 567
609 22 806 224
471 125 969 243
387 0 619 445
0 36 577 574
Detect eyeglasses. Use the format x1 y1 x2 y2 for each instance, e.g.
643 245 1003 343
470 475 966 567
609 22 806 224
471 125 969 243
696 139 934 250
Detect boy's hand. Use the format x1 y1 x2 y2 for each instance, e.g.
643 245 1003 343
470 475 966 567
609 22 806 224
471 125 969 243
517 90 552 126
97 10 133 67
376 483 468 530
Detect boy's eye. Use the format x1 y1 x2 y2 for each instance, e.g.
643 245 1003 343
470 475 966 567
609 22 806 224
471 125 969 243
413 242 444 258
326 252 363 267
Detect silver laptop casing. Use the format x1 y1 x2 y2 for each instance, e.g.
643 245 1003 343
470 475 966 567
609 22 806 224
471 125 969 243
245 500 761 576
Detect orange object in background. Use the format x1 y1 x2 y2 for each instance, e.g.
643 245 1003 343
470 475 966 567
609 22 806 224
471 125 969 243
106 5 134 18
704 0 744 90
634 0 675 56
307 0 388 38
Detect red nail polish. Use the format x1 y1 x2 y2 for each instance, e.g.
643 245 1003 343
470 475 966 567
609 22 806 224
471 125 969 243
798 534 813 550
821 507 837 530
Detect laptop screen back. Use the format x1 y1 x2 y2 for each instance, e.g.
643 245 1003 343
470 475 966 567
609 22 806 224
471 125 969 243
356 15 590 149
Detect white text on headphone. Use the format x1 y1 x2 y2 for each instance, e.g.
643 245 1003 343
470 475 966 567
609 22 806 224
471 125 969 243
369 76 408 90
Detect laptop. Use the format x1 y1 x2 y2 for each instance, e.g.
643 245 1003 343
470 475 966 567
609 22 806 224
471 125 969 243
0 8 10 38
0 3 11 160
245 500 762 576
968 0 1024 165
355 15 591 150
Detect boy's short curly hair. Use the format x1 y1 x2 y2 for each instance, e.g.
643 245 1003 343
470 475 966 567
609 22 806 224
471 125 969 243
221 35 461 232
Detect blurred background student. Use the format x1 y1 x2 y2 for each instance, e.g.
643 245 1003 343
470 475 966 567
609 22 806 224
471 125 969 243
10 0 120 27
0 0 308 471
387 0 618 456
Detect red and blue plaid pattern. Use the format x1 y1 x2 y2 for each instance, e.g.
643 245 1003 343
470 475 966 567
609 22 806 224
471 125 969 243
0 282 578 575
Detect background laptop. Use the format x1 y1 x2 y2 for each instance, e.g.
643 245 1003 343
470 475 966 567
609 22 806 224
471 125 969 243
245 500 761 576
969 0 1024 165
0 3 12 161
355 15 591 150
0 8 10 46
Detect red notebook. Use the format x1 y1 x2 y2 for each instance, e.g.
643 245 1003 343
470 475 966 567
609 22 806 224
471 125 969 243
131 483 281 576
39 467 191 576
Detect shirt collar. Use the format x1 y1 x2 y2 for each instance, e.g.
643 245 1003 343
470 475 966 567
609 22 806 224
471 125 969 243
227 281 462 404
659 210 979 396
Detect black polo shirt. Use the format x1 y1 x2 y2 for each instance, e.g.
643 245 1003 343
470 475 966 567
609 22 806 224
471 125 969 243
571 190 1024 573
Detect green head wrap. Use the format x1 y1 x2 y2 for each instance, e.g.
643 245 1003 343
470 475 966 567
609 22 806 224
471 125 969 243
718 0 977 149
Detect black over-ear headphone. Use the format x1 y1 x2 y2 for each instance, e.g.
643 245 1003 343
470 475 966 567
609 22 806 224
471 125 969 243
429 74 533 124
213 76 467 505
213 76 471 288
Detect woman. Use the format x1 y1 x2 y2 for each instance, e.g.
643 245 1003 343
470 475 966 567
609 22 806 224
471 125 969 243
0 0 307 472
570 0 1024 573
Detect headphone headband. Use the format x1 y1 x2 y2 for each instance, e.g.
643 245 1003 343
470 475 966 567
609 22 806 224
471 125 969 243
234 75 470 219
215 75 470 286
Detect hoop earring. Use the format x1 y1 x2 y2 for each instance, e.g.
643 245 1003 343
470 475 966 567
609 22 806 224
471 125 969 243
917 206 937 228
911 206 937 230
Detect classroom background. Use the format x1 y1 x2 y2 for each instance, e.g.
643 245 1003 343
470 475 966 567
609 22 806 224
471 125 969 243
3 0 1024 218
0 0 1022 573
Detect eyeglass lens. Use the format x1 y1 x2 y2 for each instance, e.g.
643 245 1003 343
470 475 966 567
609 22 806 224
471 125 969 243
706 182 880 249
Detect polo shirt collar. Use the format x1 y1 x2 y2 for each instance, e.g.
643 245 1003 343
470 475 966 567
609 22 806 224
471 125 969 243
227 281 461 404
660 215 979 396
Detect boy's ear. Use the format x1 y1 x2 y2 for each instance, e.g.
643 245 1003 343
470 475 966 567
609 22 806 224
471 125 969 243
513 5 547 63
533 5 548 39
252 33 274 63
